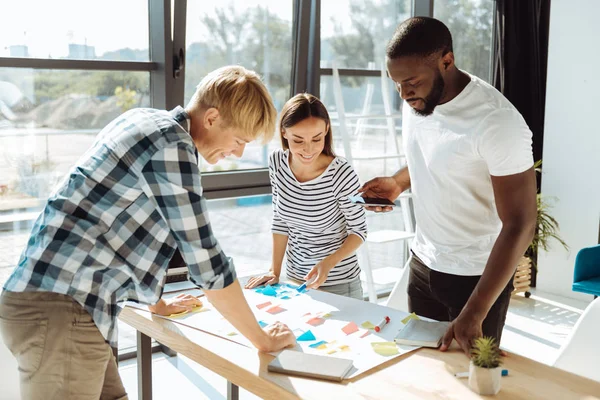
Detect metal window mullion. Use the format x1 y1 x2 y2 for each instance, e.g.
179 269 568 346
148 0 172 110
319 68 381 77
413 0 434 17
0 57 156 71
171 0 187 108
291 0 320 96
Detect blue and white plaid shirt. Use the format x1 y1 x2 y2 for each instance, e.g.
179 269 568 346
3 107 236 347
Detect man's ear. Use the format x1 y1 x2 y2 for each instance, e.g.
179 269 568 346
203 107 220 129
441 51 455 71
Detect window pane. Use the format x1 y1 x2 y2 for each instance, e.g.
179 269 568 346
0 1 149 60
434 0 495 83
184 0 293 172
0 68 150 278
321 0 411 69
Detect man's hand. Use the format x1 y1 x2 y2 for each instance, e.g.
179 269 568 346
259 322 297 352
148 293 202 316
440 311 484 356
305 257 337 289
245 272 279 289
358 176 402 213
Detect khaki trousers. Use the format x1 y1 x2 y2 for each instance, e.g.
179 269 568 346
0 291 128 400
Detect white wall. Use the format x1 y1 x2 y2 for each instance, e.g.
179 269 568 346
537 0 600 300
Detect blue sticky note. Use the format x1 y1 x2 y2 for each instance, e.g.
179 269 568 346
280 296 291 299
285 283 299 290
258 320 268 328
297 330 316 341
261 285 278 297
309 340 328 348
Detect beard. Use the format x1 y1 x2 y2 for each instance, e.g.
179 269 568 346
412 71 445 117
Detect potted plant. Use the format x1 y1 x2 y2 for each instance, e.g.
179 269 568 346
513 160 569 297
469 336 502 395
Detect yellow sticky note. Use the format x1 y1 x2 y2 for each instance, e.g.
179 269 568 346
401 312 420 325
338 345 351 352
327 349 337 355
227 332 238 336
371 342 399 357
361 321 376 329
168 306 207 318
316 343 328 350
321 313 332 318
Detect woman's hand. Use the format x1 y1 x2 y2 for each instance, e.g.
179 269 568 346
305 257 337 289
245 272 279 289
148 293 202 316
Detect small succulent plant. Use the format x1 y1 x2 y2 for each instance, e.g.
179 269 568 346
471 336 502 369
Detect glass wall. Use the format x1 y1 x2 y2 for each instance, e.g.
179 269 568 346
184 0 294 172
434 0 495 82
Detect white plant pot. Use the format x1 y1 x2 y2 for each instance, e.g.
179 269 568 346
469 361 502 395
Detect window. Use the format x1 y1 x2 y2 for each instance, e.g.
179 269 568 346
434 0 495 82
184 0 294 172
0 0 149 61
321 0 411 69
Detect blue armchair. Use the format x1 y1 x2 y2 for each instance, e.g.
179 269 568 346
572 245 600 298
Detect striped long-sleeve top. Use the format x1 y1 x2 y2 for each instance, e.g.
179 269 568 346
269 149 367 286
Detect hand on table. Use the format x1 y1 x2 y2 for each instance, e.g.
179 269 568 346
305 257 337 289
148 293 202 316
260 322 297 352
440 311 484 357
244 272 279 289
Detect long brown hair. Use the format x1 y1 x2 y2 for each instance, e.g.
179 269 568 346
279 93 335 157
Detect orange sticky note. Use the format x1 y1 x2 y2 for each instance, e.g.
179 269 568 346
307 317 325 326
342 321 359 335
266 305 286 315
256 301 272 310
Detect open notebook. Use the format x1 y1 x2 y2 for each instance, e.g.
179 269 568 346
394 319 450 348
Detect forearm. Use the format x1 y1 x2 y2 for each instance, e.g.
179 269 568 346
204 279 270 351
271 233 288 276
463 223 535 319
326 234 364 264
392 165 411 191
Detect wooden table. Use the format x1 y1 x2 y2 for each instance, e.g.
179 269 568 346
119 306 600 400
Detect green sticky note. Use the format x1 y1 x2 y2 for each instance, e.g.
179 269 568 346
371 342 399 357
401 312 420 325
361 321 376 329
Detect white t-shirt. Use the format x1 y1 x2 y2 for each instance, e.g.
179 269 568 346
403 72 533 276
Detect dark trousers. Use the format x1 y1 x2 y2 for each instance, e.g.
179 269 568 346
407 253 513 343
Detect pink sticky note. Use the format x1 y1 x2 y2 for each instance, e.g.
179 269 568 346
359 330 370 338
307 317 325 326
342 321 359 335
256 301 272 310
266 305 286 315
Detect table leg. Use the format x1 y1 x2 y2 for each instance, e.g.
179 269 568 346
227 381 239 400
137 331 153 400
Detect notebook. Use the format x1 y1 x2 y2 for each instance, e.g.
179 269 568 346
268 350 354 382
394 318 450 347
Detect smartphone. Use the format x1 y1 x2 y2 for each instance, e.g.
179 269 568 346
349 195 396 208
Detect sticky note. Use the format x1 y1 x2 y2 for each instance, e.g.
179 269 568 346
321 313 332 319
307 317 325 326
168 306 206 318
302 312 312 317
342 321 359 335
401 312 420 325
338 345 351 352
258 320 268 328
266 305 286 315
297 330 316 341
256 301 272 310
327 349 337 354
371 342 399 357
280 296 291 300
227 332 238 336
261 285 278 297
361 321 376 329
309 340 328 349
359 330 370 338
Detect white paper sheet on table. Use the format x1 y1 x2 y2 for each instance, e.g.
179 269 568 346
150 284 421 378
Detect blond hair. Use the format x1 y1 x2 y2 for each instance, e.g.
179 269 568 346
188 66 276 144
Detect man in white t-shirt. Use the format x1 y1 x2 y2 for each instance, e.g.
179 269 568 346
360 17 537 356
